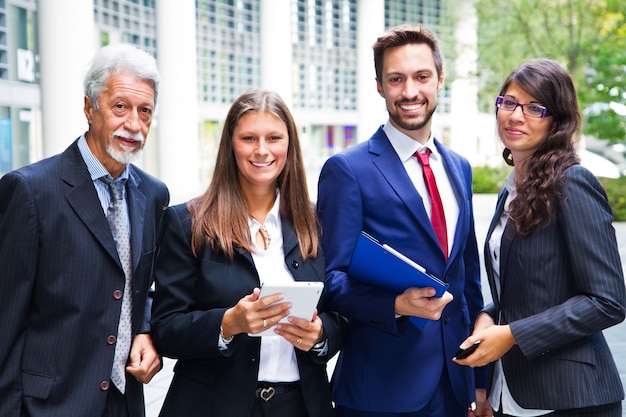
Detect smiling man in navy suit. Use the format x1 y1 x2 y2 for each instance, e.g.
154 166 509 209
0 44 169 417
317 24 488 416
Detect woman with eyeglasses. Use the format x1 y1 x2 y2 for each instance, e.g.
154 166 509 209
454 59 626 416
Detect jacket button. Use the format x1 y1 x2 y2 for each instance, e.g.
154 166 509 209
100 381 110 391
113 289 123 300
443 316 449 325
292 260 299 268
107 335 117 345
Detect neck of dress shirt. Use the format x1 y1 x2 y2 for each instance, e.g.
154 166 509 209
77 135 130 214
249 192 301 383
383 121 458 258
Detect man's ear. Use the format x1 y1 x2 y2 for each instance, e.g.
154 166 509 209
84 95 94 124
437 71 445 93
376 78 385 98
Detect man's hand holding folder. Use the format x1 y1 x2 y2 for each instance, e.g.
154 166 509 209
348 232 453 328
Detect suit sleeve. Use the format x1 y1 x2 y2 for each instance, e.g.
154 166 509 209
459 161 490 388
139 185 170 335
0 172 39 413
317 154 401 334
510 166 626 359
150 206 230 360
460 159 485 325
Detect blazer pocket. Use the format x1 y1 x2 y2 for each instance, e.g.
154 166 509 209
22 370 54 399
541 341 595 366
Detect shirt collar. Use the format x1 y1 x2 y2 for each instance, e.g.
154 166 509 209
78 134 130 182
504 169 517 196
383 121 440 163
265 190 281 230
503 169 518 212
248 189 281 229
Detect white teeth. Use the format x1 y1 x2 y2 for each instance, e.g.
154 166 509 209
400 103 422 111
251 161 271 167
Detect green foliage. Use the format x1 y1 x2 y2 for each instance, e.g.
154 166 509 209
473 167 626 222
599 176 626 221
475 0 626 142
472 165 511 194
472 166 626 222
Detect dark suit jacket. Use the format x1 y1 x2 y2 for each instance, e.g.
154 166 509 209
0 139 170 417
151 203 345 417
484 165 626 409
316 127 487 413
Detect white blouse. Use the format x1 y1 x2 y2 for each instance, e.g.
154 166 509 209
488 171 552 416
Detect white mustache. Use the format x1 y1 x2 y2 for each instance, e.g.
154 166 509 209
113 130 144 145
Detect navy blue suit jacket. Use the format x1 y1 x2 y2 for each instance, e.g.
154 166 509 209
484 165 625 410
0 139 169 417
316 127 487 413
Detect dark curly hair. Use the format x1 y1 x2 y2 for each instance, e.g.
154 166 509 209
498 59 581 235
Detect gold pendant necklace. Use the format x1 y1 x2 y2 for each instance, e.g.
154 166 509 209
251 216 271 250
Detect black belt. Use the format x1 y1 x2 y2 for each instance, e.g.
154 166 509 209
255 382 300 402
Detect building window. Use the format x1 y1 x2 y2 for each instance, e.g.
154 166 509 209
385 0 452 114
196 0 261 104
93 0 157 55
292 0 358 111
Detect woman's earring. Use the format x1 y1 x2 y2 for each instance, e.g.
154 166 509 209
503 148 514 166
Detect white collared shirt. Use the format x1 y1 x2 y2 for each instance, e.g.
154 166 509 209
488 171 552 416
383 121 459 258
249 192 301 383
77 134 131 215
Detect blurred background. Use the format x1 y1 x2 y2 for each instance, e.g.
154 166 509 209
1 1 625 415
2 0 625 205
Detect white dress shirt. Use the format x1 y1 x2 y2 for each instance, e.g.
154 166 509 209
383 121 459 258
250 193 301 383
488 171 553 416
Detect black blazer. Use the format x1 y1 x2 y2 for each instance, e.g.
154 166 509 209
151 204 345 417
484 165 626 410
0 139 170 417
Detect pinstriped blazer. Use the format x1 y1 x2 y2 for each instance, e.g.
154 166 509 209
0 139 169 417
484 164 626 410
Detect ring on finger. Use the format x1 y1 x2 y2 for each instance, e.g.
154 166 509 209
297 338 302 344
263 319 267 328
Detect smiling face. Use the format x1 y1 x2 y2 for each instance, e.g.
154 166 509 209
233 110 289 197
497 81 553 166
84 72 155 178
376 43 444 143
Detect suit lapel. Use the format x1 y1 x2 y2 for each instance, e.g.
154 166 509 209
369 130 435 246
126 169 146 273
435 140 467 262
499 216 516 293
370 130 469 264
234 218 298 277
61 143 120 265
484 189 514 314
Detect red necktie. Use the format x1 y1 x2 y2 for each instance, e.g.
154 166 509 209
414 149 448 260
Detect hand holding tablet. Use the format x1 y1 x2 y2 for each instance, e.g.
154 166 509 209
249 281 324 337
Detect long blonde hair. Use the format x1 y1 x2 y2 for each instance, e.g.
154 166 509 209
188 89 319 260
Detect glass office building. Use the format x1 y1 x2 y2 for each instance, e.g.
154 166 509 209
0 0 40 176
0 0 480 200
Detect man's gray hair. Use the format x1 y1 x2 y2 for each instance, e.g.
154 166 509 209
83 43 160 110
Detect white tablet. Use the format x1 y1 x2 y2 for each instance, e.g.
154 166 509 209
248 281 324 337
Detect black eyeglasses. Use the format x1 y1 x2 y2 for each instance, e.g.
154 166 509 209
495 96 550 118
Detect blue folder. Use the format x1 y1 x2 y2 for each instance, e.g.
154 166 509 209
348 231 449 329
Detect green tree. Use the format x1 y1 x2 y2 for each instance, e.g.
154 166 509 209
475 0 626 143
